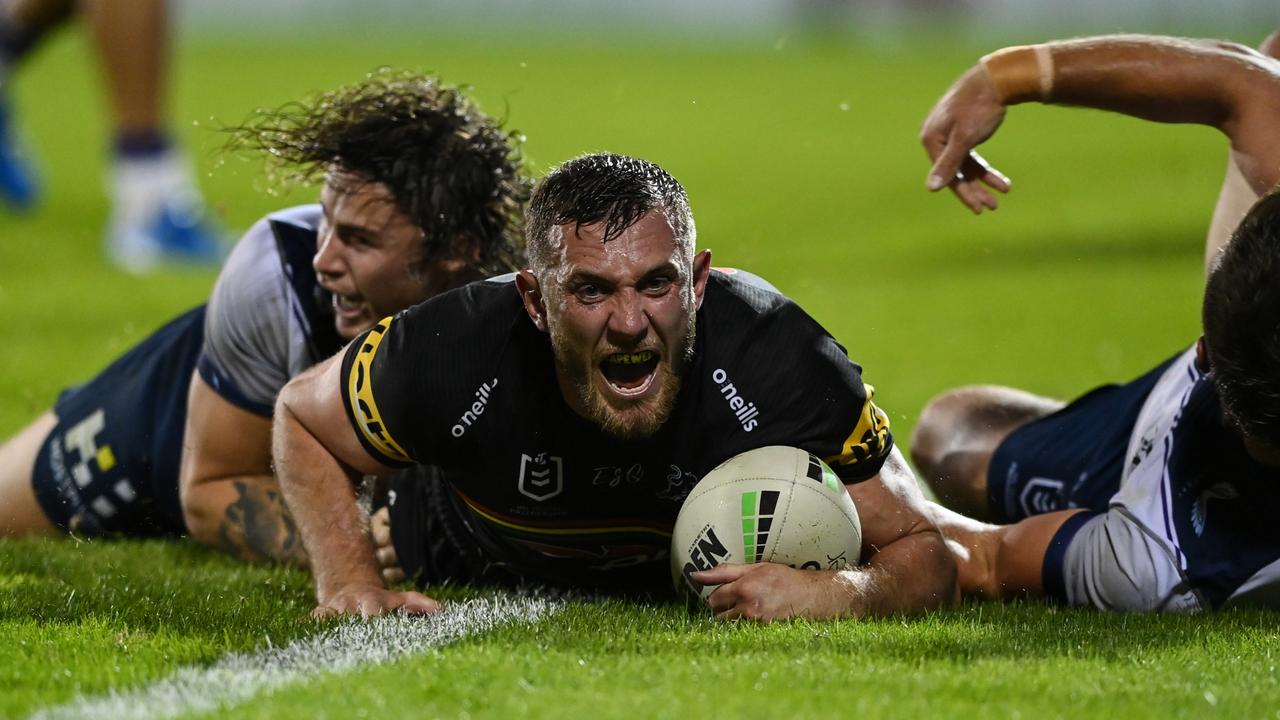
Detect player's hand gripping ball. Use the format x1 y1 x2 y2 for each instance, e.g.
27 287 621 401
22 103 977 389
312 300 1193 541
670 445 862 603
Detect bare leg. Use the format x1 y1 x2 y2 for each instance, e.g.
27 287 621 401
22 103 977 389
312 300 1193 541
910 385 1063 521
0 411 60 537
81 0 166 135
80 0 220 271
930 502 1085 599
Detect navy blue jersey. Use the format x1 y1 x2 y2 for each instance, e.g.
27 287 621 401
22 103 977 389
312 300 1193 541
987 352 1180 522
1004 347 1280 610
30 207 335 536
1160 372 1280 607
343 270 893 590
32 307 207 535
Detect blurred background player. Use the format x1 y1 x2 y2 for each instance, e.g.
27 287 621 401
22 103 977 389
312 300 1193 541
0 0 221 271
913 32 1280 611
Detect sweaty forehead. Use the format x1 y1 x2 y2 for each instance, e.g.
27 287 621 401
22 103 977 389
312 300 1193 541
321 171 410 229
557 210 679 276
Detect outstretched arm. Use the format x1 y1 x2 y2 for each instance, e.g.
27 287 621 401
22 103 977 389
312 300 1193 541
692 448 958 621
927 501 1085 600
1204 32 1280 270
921 33 1280 229
273 353 439 618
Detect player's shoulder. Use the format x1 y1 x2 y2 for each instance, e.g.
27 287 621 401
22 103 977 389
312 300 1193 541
400 272 520 325
346 273 538 458
704 267 789 313
217 204 320 290
382 273 527 359
264 203 323 232
702 267 837 353
696 266 859 404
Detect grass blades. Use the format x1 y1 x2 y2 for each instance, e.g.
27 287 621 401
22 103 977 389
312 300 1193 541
4 537 1278 719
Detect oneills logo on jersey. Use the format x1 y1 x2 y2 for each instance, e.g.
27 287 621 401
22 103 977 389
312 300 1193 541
712 368 760 431
347 317 412 465
451 378 499 438
518 452 564 501
826 384 890 471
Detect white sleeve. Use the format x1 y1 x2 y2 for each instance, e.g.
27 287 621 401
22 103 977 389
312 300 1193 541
1059 509 1205 613
1225 559 1280 608
197 217 293 415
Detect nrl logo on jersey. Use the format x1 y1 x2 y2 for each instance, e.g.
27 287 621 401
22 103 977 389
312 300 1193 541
518 452 564 502
1191 482 1239 536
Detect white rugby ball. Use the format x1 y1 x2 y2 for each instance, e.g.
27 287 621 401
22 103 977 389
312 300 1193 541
670 445 862 602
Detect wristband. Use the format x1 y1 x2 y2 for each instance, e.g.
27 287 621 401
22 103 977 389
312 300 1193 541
980 44 1054 103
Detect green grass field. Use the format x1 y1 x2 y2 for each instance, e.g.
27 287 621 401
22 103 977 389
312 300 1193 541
1 25 1276 720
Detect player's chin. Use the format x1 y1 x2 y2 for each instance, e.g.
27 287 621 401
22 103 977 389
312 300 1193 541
590 372 678 440
333 311 378 341
595 402 668 440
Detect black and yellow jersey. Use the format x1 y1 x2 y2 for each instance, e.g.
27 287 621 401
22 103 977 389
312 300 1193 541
341 269 892 591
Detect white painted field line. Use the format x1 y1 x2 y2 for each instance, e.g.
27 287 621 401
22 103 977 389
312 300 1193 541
31 594 560 720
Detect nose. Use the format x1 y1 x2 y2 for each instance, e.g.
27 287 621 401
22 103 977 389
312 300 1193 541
312 225 345 281
606 288 649 346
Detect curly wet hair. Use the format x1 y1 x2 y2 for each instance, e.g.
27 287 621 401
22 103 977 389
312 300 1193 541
227 70 529 276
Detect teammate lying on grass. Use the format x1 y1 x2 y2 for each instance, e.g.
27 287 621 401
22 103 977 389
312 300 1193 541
912 32 1280 611
0 73 528 565
274 152 957 621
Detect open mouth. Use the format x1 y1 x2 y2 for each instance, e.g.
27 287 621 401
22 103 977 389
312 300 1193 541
333 294 366 316
599 350 660 396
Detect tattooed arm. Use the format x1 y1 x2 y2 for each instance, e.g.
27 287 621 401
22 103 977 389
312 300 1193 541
213 477 308 565
179 373 309 565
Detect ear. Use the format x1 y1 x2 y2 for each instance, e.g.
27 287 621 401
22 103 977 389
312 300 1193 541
691 249 712 310
516 270 548 332
1195 335 1211 373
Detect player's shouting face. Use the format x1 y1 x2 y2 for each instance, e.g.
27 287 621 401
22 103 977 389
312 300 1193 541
314 168 437 340
528 209 711 439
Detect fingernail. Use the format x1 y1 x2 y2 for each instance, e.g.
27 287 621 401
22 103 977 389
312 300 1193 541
927 175 946 191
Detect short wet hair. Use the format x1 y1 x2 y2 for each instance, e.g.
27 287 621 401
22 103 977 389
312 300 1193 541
525 153 695 281
1203 191 1280 446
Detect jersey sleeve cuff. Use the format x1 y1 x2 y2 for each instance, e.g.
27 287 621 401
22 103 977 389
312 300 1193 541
339 328 415 468
1042 510 1101 603
196 353 274 417
830 433 895 484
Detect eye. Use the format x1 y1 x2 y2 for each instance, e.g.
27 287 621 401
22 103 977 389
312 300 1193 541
339 229 373 247
574 283 604 302
641 276 673 294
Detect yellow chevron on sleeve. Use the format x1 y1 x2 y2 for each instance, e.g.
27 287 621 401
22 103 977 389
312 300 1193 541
825 383 891 469
346 316 412 465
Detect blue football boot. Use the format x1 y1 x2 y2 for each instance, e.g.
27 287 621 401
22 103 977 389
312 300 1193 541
0 95 38 211
106 149 225 273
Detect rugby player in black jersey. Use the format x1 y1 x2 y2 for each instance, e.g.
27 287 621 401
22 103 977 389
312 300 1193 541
275 153 957 620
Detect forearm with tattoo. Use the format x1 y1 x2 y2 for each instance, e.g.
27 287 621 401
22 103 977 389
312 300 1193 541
215 479 309 566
